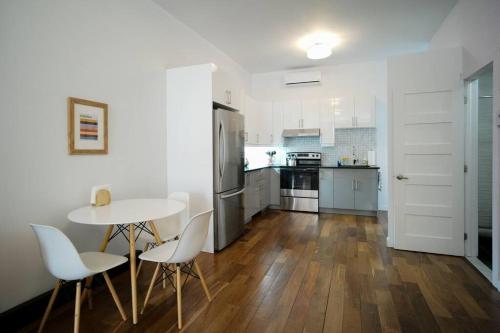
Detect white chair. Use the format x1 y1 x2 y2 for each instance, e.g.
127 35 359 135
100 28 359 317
139 210 213 330
136 192 190 278
31 224 128 333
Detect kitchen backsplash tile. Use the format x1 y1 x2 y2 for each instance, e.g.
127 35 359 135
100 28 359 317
245 128 376 167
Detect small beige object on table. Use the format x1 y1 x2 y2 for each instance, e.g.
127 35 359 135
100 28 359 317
67 198 186 324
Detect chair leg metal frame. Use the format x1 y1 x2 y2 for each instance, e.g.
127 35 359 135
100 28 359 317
37 273 127 333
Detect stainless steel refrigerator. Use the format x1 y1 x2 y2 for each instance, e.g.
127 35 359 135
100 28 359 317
213 103 245 251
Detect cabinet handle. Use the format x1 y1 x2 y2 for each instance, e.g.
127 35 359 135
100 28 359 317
351 116 354 127
256 133 259 143
355 116 358 127
225 90 232 105
352 179 355 190
270 134 273 142
244 132 248 142
355 180 359 190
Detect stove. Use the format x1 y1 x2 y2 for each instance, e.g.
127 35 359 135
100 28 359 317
280 152 321 213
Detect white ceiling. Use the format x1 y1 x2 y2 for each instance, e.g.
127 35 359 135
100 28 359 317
154 0 457 73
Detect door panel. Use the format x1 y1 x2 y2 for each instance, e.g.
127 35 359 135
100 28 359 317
391 47 464 256
333 170 355 209
214 108 244 193
319 169 334 208
334 96 355 128
302 99 320 128
215 189 244 250
354 170 378 211
282 100 302 129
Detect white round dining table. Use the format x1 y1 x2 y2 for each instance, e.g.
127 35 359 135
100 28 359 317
67 198 186 324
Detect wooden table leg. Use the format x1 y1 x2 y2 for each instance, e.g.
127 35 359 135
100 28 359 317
129 223 138 324
81 225 114 304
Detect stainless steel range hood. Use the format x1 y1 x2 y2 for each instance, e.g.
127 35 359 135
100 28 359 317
282 128 320 138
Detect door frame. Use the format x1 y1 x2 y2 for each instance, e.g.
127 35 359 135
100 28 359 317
464 77 479 258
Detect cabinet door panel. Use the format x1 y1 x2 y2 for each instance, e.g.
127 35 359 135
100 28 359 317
334 96 355 129
333 170 355 209
355 95 376 128
257 101 273 145
282 100 302 129
301 99 320 128
244 95 258 144
271 102 283 145
270 168 281 206
320 98 335 146
354 170 378 211
319 169 334 208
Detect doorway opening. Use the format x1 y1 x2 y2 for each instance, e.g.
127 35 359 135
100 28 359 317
465 63 494 278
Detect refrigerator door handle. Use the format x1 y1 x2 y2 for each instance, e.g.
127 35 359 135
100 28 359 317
221 187 246 199
219 122 226 181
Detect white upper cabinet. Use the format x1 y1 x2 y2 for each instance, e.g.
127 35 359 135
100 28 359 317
282 100 302 129
244 95 258 144
271 102 283 145
243 95 274 145
301 99 321 128
212 69 242 110
319 98 335 146
256 100 272 145
354 95 376 128
334 96 355 128
334 95 375 128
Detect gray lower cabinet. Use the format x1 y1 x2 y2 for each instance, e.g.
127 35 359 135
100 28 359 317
269 168 281 206
319 169 334 208
353 170 378 210
333 170 356 209
333 169 378 211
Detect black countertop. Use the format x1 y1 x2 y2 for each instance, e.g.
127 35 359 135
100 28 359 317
245 165 380 172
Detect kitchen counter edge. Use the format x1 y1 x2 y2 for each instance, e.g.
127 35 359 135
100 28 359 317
245 165 380 172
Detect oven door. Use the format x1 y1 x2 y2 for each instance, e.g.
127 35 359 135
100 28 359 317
280 168 319 198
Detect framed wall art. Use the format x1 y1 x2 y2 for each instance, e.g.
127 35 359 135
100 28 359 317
68 97 108 154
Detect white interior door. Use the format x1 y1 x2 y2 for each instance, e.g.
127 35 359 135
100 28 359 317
391 47 464 256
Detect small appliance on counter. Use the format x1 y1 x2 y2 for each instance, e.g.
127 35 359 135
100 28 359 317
280 152 321 213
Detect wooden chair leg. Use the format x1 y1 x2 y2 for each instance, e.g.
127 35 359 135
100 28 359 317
194 260 212 302
136 243 150 278
176 264 183 329
102 272 127 321
74 282 82 333
141 263 161 314
38 280 61 333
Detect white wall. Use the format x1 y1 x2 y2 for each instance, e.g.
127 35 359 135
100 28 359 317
430 0 500 78
429 0 500 289
251 62 388 210
0 0 250 312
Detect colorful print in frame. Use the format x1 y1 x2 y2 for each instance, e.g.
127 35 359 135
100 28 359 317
68 97 108 154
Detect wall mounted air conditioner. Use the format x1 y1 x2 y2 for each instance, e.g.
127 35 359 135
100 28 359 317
284 71 321 86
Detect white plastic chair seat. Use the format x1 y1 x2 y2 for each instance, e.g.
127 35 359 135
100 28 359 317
138 240 179 263
80 252 128 274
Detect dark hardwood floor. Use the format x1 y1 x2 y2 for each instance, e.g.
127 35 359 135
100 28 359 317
20 211 500 332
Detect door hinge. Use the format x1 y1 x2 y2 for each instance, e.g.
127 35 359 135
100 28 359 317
464 96 467 104
464 164 468 173
464 233 468 240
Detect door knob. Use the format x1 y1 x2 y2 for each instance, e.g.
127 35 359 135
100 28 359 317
396 174 408 180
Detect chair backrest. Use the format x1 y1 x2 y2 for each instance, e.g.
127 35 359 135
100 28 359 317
168 209 213 263
31 224 91 281
155 192 190 238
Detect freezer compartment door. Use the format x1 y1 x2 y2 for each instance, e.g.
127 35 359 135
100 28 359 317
214 108 245 193
214 187 245 251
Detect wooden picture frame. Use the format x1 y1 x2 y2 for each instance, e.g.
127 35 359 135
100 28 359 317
68 97 108 154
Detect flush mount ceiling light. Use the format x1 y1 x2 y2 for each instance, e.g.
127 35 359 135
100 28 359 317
298 32 341 60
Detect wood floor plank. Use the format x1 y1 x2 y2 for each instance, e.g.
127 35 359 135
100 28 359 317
20 210 500 333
